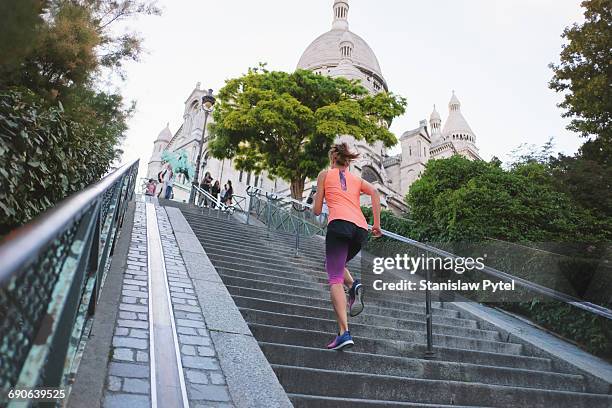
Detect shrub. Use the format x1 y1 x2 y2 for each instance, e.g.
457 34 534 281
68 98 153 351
0 88 125 234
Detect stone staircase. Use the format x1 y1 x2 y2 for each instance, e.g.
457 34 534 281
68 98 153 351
173 204 611 407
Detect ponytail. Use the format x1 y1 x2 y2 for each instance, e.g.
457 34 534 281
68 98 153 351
330 142 359 166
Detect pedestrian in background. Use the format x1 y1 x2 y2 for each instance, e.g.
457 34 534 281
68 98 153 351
199 172 213 206
211 180 220 208
161 163 174 200
145 179 156 196
223 180 234 206
219 183 227 207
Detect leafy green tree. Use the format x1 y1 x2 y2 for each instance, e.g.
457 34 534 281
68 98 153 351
403 156 611 358
547 0 612 239
0 0 45 70
0 1 159 234
549 149 612 226
1 0 161 101
0 88 130 231
549 0 612 143
405 156 601 242
209 66 406 199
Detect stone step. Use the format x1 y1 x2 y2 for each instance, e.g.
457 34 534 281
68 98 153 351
188 218 326 244
181 208 235 222
260 343 584 392
216 264 438 307
248 324 553 371
239 308 522 355
186 211 324 240
178 207 611 407
226 285 464 320
192 228 327 256
233 296 499 341
185 213 324 241
220 275 455 317
273 365 611 408
207 251 358 280
200 239 361 275
232 295 478 329
202 242 350 272
289 394 487 408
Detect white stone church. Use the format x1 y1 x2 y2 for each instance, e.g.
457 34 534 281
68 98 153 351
147 0 480 213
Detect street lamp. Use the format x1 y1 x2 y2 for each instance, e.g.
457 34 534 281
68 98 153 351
189 88 216 204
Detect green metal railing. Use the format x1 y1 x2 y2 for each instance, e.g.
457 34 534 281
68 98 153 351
0 160 139 406
246 187 325 235
245 186 325 256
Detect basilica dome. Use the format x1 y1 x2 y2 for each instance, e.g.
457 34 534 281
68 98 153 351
297 0 387 92
155 123 173 143
442 91 476 143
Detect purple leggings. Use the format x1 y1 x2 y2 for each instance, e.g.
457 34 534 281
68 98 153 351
325 220 368 285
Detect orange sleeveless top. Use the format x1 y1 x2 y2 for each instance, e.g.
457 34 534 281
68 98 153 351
324 168 368 230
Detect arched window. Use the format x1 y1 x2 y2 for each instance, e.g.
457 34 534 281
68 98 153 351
361 166 382 184
417 141 422 157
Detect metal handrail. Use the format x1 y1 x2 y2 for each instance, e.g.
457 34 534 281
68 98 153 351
246 186 324 233
378 229 612 320
374 227 612 358
193 185 229 211
0 159 139 402
0 159 138 284
232 194 248 213
247 185 310 210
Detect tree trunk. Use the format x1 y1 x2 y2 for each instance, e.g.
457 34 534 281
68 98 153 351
290 177 305 201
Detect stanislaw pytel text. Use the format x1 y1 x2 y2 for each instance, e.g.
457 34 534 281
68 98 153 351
372 279 515 292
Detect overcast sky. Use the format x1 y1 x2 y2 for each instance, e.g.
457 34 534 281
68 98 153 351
109 0 585 177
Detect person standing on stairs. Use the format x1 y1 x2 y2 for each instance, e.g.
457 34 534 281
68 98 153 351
211 180 220 208
312 142 382 350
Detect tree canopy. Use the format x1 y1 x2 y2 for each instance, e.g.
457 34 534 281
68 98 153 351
402 155 611 358
405 156 609 243
0 0 159 234
208 66 406 199
547 0 612 227
549 0 612 144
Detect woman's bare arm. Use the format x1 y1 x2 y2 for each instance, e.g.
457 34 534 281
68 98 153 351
312 170 327 216
361 179 382 237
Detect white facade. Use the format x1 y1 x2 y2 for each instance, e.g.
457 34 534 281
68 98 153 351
146 0 480 212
